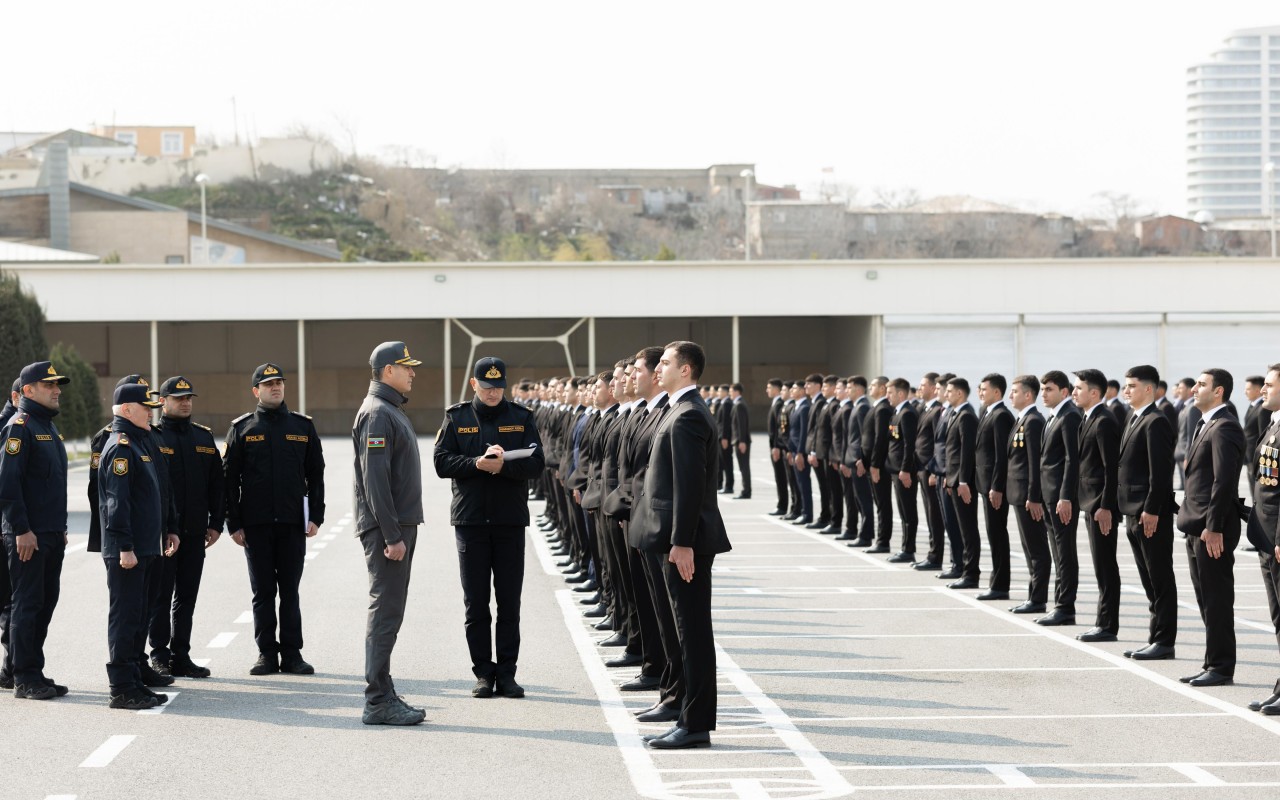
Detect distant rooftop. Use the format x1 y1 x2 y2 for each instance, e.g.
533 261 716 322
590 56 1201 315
0 241 99 263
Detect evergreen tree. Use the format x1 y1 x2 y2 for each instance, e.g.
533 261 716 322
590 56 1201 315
0 271 48 385
49 343 102 439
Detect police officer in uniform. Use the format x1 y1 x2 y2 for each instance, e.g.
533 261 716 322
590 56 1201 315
0 377 20 426
0 376 19 688
354 342 426 726
98 383 171 710
150 376 225 679
0 361 70 699
434 357 545 699
224 363 326 676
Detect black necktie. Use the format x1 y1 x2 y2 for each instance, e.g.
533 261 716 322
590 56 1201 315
1193 418 1205 442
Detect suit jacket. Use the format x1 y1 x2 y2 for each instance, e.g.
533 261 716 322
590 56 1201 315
886 402 919 474
581 404 620 509
715 398 733 442
843 397 870 466
787 397 810 454
1245 399 1273 482
1158 398 1179 437
1175 401 1202 463
944 403 978 489
766 396 784 449
1106 398 1128 430
915 400 942 473
975 403 1014 495
1040 400 1082 506
1176 406 1245 537
806 395 829 456
1077 407 1120 514
631 389 731 555
831 401 850 465
931 405 953 475
1117 404 1175 518
866 398 893 470
1006 408 1045 507
730 398 751 445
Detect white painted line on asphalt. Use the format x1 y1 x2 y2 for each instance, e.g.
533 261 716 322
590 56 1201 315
79 735 135 768
313 541 328 549
714 565 897 573
321 533 337 541
718 632 1037 640
192 658 211 667
847 780 1280 791
207 632 237 648
714 587 939 595
234 611 253 624
305 553 318 560
987 764 1036 787
838 758 1280 772
713 607 978 613
944 586 1280 738
138 691 179 715
1169 763 1227 785
790 711 1228 723
746 666 1124 675
66 541 88 553
761 514 898 570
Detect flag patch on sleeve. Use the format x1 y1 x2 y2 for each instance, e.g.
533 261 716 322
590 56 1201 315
367 436 386 448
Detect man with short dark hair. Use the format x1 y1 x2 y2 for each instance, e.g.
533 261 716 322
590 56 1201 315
1245 375 1272 490
1177 369 1245 687
715 385 734 496
765 379 788 515
864 377 894 553
805 376 835 530
974 374 1013 600
729 383 751 500
1176 377 1201 490
886 378 918 562
1007 375 1049 615
1074 369 1122 642
1247 364 1280 713
1119 365 1178 660
841 376 874 547
912 373 945 569
944 378 981 588
1037 370 1082 627
788 379 816 525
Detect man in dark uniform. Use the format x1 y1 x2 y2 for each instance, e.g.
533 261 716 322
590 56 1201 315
1248 364 1280 713
150 376 224 679
729 383 751 500
0 377 19 426
1006 375 1049 614
224 363 326 676
1036 370 1082 626
805 376 833 529
864 377 895 553
912 373 944 569
0 361 71 699
1245 375 1272 489
0 376 18 687
354 342 426 725
830 379 855 538
1177 369 1245 688
434 357 544 699
886 378 919 562
1118 365 1178 661
631 341 731 749
716 385 734 495
974 374 1014 600
1073 369 1122 643
944 378 981 589
765 379 788 515
842 376 874 548
98 383 170 710
788 381 814 525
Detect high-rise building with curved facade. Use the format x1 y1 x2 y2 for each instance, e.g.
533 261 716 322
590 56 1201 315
1186 25 1280 220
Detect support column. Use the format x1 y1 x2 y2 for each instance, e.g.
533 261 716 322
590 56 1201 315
588 317 596 376
1158 313 1168 377
731 315 740 383
1016 314 1026 375
874 315 885 376
297 319 307 414
444 318 453 410
149 320 159 388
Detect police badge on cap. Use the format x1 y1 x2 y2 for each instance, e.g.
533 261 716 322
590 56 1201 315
473 357 507 389
252 363 286 387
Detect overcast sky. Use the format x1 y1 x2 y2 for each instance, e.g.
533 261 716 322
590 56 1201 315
6 1 1277 217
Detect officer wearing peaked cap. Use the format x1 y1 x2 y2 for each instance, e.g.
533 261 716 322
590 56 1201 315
98 383 170 710
224 362 325 677
0 374 19 688
354 342 426 725
0 361 70 699
149 376 225 680
0 377 20 428
434 356 544 699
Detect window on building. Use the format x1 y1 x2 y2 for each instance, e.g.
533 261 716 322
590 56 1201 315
161 132 184 155
114 131 137 146
863 217 877 233
985 219 998 232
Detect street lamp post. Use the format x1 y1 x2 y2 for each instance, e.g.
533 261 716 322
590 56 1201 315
194 173 209 263
1266 162 1277 259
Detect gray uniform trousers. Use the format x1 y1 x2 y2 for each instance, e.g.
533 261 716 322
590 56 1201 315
362 525 417 704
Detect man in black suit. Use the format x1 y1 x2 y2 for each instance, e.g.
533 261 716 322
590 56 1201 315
819 377 846 535
1156 380 1179 436
1175 377 1201 491
1105 379 1128 428
943 377 981 588
788 380 815 525
805 376 835 530
885 378 919 562
828 379 851 537
1247 364 1280 713
780 384 801 518
632 341 731 750
974 374 1014 600
864 377 895 554
729 383 751 500
715 385 734 496
1118 364 1179 661
1073 369 1122 643
913 373 945 570
1006 375 1049 614
1177 369 1245 688
1036 370 1081 627
1245 375 1272 490
841 376 874 547
932 373 965 577
765 379 788 515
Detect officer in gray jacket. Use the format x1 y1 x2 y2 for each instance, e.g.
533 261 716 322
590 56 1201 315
352 341 425 726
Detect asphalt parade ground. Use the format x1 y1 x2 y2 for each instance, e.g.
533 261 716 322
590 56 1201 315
5 436 1280 800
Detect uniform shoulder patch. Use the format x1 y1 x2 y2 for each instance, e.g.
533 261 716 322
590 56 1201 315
112 457 128 476
447 402 468 412
290 411 313 420
12 414 26 426
117 433 130 446
231 412 254 425
367 435 386 448
194 422 212 431
91 452 100 469
5 438 20 455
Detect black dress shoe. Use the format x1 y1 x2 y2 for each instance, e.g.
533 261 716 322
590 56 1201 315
805 519 830 530
1249 692 1280 712
866 546 891 554
647 727 710 749
593 618 615 631
912 559 942 570
619 674 662 691
250 653 279 675
1180 670 1207 684
948 578 979 589
937 568 962 580
642 725 679 743
1035 609 1076 626
1076 628 1117 642
472 677 495 698
768 509 786 516
733 494 751 500
1009 601 1046 614
887 552 915 563
1125 643 1175 660
1262 699 1280 716
280 656 315 675
976 590 1009 601
817 525 838 535
573 580 599 593
496 676 525 698
582 604 608 618
847 539 872 548
792 517 813 526
169 659 212 679
636 704 680 723
834 532 856 541
598 632 628 647
781 512 799 521
1189 670 1232 687
719 488 734 495
605 652 642 668
579 593 601 605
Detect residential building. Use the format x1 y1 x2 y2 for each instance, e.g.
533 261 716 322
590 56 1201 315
93 125 197 159
1186 25 1280 219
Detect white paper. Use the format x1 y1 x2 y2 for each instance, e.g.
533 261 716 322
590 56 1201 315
302 496 310 532
501 444 538 462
